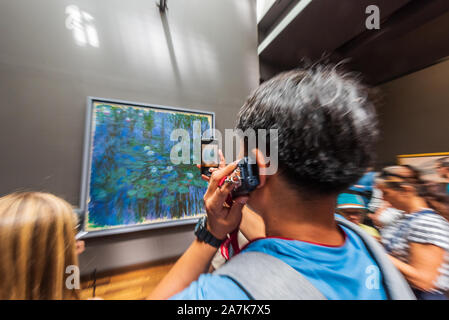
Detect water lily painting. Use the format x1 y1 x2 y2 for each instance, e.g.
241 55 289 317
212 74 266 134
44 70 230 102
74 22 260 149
82 98 213 234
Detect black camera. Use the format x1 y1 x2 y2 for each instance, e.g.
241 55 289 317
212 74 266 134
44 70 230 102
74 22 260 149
231 156 260 198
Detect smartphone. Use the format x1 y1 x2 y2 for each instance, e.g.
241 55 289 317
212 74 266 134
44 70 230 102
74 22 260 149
201 139 219 176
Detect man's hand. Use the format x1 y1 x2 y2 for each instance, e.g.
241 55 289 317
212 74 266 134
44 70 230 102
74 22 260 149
368 202 391 228
200 154 248 240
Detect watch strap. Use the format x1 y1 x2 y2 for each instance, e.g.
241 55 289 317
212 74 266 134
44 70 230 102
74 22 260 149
195 217 224 248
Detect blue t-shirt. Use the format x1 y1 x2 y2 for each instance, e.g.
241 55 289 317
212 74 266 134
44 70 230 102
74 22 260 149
171 225 387 300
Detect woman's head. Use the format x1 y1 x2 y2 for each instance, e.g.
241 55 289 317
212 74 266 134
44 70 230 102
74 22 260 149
0 192 79 299
376 165 423 211
377 165 449 219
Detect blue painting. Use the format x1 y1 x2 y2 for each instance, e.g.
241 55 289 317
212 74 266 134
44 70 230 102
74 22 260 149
85 101 212 232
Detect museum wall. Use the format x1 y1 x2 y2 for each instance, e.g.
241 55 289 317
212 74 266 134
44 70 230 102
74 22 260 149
375 59 449 166
0 0 259 275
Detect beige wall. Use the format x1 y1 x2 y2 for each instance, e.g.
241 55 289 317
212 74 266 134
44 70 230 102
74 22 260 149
376 59 449 165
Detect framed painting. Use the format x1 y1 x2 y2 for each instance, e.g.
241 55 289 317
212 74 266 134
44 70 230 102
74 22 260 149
397 152 449 183
79 97 214 237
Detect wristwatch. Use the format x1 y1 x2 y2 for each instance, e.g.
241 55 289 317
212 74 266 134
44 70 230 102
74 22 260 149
194 216 224 248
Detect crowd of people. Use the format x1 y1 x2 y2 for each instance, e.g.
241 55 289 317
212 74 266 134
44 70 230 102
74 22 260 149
0 66 448 300
347 165 449 300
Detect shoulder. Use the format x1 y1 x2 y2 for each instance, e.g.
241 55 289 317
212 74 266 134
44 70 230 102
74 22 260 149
359 224 380 237
408 211 449 249
169 273 250 300
411 211 449 231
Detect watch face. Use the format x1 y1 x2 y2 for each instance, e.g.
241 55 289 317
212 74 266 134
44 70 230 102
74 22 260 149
195 216 205 234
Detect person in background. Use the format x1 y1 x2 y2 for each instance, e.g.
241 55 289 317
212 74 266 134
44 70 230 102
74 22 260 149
336 193 380 240
0 192 80 299
367 167 406 234
377 165 449 300
368 197 403 229
436 157 449 194
349 167 376 205
368 184 404 237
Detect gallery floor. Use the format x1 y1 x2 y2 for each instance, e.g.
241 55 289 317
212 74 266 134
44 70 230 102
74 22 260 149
80 258 177 300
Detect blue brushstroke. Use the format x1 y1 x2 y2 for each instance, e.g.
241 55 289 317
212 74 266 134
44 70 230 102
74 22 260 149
87 104 209 229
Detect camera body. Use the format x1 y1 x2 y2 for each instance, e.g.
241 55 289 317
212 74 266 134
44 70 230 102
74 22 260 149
231 156 260 198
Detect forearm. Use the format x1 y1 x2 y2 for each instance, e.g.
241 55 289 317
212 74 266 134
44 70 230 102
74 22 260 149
388 255 436 291
148 239 218 300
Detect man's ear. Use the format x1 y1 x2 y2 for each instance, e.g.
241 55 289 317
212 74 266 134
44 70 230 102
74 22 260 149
251 148 268 189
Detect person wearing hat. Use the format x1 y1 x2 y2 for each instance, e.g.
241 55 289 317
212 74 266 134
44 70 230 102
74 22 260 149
337 193 380 240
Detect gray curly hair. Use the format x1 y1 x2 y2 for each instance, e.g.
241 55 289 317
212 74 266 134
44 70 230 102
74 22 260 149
236 65 379 194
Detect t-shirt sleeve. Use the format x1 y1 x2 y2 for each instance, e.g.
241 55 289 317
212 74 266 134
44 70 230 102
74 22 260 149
169 274 250 300
408 213 449 250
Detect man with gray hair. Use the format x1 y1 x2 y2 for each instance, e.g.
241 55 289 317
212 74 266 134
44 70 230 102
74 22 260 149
149 66 414 300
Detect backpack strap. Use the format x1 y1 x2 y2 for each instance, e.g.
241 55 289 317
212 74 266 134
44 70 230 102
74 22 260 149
335 216 416 300
214 218 416 300
213 251 327 300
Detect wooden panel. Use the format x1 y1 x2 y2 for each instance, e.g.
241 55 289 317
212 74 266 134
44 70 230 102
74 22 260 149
80 259 176 300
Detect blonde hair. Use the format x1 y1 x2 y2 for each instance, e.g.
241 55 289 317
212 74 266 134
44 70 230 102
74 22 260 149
0 192 79 299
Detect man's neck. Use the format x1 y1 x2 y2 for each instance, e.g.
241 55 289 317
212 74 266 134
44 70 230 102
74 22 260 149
259 179 344 246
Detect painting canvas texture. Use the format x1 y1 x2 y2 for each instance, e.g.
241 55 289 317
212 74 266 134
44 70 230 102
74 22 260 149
85 101 211 232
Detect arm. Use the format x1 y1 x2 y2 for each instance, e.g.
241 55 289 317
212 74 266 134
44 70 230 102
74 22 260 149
148 161 248 299
389 243 446 292
368 202 390 229
147 240 218 299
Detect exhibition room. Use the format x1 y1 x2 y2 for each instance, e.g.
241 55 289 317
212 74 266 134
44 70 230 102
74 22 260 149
0 0 449 303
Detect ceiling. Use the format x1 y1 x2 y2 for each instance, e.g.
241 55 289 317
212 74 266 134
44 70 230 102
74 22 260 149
258 0 449 85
